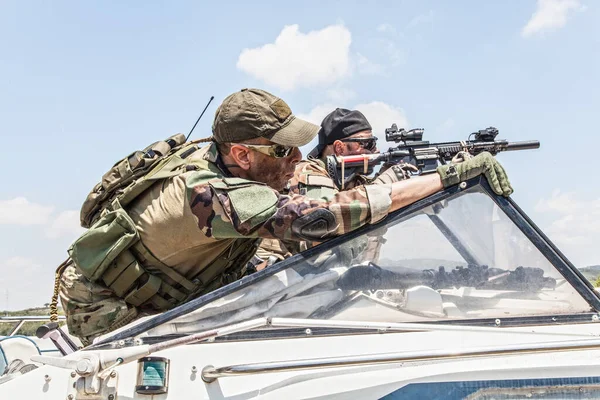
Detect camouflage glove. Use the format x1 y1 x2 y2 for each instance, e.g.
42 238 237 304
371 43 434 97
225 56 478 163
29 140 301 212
436 152 513 196
372 162 419 184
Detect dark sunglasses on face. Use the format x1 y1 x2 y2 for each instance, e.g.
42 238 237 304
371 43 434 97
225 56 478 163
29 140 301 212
340 137 378 151
240 143 296 158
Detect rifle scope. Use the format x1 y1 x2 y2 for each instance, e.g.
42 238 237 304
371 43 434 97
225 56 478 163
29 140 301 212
385 124 425 143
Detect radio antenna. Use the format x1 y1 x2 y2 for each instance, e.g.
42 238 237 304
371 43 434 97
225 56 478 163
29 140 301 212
186 95 215 141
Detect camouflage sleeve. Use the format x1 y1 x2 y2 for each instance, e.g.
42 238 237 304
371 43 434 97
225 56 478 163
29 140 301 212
186 171 392 242
287 160 338 200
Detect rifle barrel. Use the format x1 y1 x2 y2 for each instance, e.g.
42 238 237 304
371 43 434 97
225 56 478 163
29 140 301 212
504 140 540 151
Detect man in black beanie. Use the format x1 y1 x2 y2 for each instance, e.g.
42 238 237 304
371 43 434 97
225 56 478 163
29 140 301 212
307 108 377 159
291 108 414 198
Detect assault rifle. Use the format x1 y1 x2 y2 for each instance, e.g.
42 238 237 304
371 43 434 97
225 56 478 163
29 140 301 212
325 125 540 189
337 263 557 292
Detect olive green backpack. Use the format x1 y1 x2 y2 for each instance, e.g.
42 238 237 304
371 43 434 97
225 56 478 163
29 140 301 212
50 133 210 321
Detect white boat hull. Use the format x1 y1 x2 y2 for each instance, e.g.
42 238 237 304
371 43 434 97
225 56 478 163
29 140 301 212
3 322 600 399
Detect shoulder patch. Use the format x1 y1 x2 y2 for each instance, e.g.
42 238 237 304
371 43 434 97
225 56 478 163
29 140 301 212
209 180 278 229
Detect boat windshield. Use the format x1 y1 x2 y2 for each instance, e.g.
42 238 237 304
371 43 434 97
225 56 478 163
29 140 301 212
128 184 593 340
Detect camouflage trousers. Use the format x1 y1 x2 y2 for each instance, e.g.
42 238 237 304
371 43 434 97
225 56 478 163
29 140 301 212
59 262 139 346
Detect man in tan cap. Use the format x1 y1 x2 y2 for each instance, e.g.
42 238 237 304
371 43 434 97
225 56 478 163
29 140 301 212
60 88 513 344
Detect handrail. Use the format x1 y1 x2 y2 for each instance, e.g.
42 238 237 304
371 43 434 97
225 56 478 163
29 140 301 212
0 315 65 336
201 337 600 382
269 317 597 338
0 316 66 321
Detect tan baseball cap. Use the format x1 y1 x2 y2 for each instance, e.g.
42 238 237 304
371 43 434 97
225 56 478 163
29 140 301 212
212 88 319 147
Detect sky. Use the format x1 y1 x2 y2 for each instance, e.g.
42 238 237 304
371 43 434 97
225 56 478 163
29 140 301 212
0 0 599 309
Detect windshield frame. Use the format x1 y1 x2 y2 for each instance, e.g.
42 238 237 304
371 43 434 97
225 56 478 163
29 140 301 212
91 177 600 347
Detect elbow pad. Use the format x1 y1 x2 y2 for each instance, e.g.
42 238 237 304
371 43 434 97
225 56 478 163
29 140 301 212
291 209 339 241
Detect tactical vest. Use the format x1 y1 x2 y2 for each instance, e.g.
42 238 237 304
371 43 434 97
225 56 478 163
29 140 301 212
56 134 259 319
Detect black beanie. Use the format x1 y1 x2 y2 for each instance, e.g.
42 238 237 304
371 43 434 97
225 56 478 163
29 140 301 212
307 108 372 158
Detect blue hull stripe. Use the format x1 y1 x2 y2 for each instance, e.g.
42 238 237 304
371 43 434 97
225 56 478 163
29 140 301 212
381 376 600 399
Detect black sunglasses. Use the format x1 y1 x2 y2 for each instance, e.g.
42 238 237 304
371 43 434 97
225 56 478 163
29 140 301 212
340 137 378 151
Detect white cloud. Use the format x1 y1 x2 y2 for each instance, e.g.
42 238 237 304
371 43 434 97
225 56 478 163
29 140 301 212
356 53 384 75
46 210 85 240
534 190 600 267
3 256 38 269
237 24 352 91
353 101 409 143
297 104 336 155
0 197 54 225
0 256 51 310
297 104 337 126
0 197 84 239
534 189 585 214
326 87 357 103
522 0 585 38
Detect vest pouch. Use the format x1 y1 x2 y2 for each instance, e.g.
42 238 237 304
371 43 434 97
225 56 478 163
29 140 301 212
69 208 139 282
101 249 163 308
102 249 144 297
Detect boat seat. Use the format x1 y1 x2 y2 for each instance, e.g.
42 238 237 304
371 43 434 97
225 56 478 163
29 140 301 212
0 337 41 379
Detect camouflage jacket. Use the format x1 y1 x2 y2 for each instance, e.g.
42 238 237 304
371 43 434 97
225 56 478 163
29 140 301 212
287 156 405 197
258 156 401 262
287 157 366 198
186 144 391 239
60 142 392 344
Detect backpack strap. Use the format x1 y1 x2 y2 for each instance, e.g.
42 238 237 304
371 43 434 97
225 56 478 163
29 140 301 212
81 133 190 228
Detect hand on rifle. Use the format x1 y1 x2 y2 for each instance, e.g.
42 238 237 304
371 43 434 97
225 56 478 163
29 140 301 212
436 152 513 196
373 161 419 184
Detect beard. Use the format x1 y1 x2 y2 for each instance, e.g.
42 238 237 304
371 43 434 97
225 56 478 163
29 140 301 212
247 153 295 192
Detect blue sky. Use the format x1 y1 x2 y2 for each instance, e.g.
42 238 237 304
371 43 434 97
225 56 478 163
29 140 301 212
0 0 598 309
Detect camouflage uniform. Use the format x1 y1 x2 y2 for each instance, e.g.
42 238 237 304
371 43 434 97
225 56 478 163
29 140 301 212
288 157 406 196
257 156 407 263
255 107 417 263
60 142 394 344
